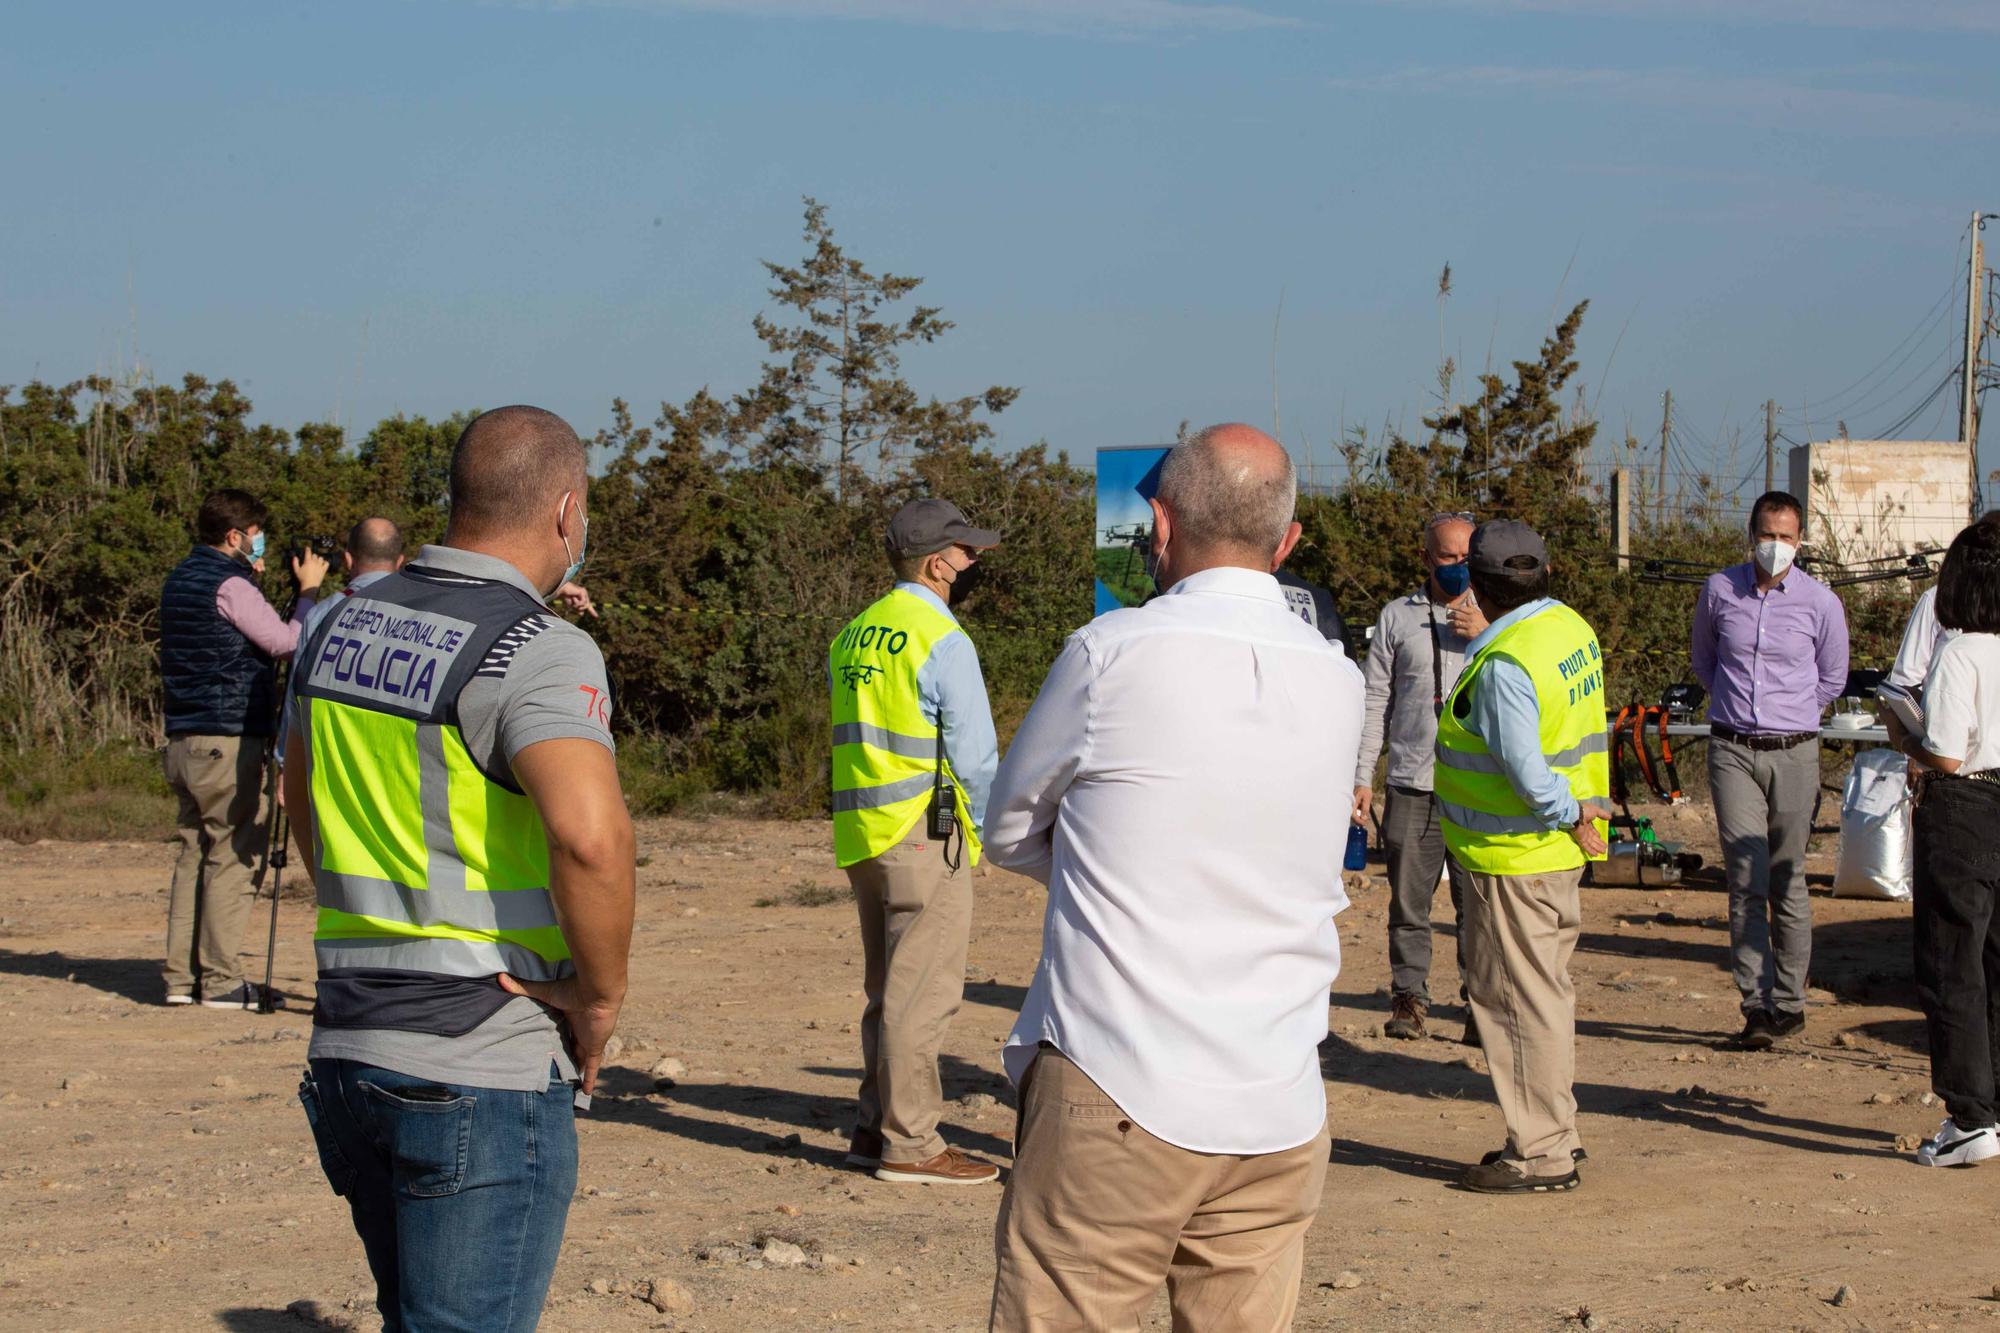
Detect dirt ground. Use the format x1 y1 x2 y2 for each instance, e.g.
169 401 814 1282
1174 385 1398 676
1 804 1995 1333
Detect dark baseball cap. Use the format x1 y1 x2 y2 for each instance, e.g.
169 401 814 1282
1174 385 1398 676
1468 519 1547 576
885 498 1000 558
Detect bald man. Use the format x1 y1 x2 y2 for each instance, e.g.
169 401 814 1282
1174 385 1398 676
985 424 1365 1331
284 407 635 1332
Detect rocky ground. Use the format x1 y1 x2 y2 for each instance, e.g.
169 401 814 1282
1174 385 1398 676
2 805 1996 1332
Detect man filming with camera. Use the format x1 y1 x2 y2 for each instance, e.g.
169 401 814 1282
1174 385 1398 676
158 488 328 1009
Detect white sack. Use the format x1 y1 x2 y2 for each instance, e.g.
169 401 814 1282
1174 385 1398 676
1833 747 1913 901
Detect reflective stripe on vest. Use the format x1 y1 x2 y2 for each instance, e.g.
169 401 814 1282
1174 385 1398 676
1434 602 1611 875
297 570 571 983
828 588 982 868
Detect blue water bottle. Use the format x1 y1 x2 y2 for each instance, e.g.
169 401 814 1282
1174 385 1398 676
1343 820 1369 871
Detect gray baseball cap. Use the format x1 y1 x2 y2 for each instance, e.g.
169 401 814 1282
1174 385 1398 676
885 498 1000 558
1468 519 1547 576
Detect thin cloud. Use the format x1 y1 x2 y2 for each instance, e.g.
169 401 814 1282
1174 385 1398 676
1328 64 1995 136
1379 0 2000 34
528 0 1297 36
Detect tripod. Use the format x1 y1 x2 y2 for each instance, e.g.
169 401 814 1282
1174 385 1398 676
252 742 290 1014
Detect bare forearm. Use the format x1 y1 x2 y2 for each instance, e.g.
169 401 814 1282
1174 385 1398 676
548 829 635 1005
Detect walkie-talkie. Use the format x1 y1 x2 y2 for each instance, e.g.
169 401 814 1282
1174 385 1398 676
928 730 957 841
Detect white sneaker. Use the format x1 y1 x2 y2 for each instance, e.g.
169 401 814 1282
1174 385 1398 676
200 983 258 1011
1915 1117 2000 1168
165 993 196 1007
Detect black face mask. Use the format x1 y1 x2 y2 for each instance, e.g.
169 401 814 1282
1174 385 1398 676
948 561 984 606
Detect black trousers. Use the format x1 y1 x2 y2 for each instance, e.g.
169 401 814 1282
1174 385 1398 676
1913 777 2000 1128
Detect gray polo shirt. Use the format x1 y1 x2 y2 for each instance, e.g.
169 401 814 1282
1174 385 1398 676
291 544 615 1091
1354 588 1472 793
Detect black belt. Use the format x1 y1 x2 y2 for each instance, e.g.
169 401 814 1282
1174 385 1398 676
1710 725 1817 751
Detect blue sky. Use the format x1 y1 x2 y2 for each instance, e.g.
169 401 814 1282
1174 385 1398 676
4 1 1994 495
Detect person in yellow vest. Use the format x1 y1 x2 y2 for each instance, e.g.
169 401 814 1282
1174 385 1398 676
829 498 1002 1186
1434 520 1611 1195
283 406 635 1330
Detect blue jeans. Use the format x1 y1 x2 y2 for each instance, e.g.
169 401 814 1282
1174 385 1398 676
299 1059 577 1333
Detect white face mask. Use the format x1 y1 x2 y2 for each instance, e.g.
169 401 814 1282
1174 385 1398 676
1753 539 1797 578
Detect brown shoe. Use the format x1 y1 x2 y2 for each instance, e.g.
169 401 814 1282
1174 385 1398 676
1383 994 1428 1040
844 1129 884 1168
873 1147 999 1186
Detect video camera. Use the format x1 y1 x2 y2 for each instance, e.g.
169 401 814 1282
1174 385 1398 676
293 534 337 562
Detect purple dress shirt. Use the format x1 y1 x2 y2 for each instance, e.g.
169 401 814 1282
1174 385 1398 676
1690 563 1850 735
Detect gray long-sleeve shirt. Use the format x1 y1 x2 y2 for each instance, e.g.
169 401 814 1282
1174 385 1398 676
1354 588 1473 792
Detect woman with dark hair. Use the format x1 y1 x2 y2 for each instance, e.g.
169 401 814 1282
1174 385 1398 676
1897 519 2000 1166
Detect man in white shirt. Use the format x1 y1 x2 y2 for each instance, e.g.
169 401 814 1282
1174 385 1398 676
984 423 1363 1332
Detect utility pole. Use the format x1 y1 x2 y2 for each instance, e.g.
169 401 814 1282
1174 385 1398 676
1764 399 1777 494
1657 388 1672 526
1963 211 1987 520
1611 467 1631 563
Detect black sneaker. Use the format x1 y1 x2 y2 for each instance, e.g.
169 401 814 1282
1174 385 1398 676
1734 1010 1776 1051
200 983 258 1011
1458 1158 1579 1194
1766 1009 1805 1041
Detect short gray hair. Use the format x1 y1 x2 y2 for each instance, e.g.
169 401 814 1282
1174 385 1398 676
1155 427 1297 556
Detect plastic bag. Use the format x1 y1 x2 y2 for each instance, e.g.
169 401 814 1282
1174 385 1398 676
1833 748 1913 901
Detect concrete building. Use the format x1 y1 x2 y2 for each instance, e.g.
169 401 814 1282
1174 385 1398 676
1787 440 1972 565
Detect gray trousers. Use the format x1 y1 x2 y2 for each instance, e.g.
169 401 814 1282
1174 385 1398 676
1385 785 1468 1002
1708 736 1818 1016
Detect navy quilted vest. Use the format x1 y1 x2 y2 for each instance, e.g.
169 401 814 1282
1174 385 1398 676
159 546 277 737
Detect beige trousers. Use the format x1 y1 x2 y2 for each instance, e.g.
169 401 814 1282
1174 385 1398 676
991 1050 1330 1333
845 829 971 1164
1459 865 1585 1174
162 734 268 997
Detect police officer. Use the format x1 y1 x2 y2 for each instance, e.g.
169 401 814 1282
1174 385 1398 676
1434 521 1611 1195
829 498 1002 1186
283 406 634 1330
159 487 327 1009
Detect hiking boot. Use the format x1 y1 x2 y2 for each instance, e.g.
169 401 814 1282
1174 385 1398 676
845 1129 885 1168
200 983 258 1011
1383 995 1428 1041
1916 1117 2000 1168
1459 1158 1580 1194
874 1147 999 1186
1733 1010 1776 1051
1766 1008 1805 1041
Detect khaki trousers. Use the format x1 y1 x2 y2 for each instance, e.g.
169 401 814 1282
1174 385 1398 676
162 734 267 997
1459 865 1584 1174
845 830 971 1164
991 1050 1330 1333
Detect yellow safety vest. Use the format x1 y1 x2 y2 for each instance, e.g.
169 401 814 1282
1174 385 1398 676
1435 601 1611 874
295 569 571 984
828 588 981 868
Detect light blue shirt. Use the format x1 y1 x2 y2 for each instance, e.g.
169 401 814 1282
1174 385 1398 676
1459 598 1582 830
895 581 999 831
278 569 395 761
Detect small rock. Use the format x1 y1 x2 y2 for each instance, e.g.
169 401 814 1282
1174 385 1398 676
645 1277 694 1315
212 1075 237 1089
1865 1092 1898 1106
1833 1030 1861 1049
761 1239 808 1269
60 1072 96 1091
959 1092 997 1111
650 1057 689 1081
1830 1283 1855 1307
1832 1170 1854 1181
681 907 700 918
1324 1270 1363 1290
586 1278 611 1296
776 1204 801 1217
1920 1091 1938 1107
1895 1132 1924 1153
602 1035 625 1063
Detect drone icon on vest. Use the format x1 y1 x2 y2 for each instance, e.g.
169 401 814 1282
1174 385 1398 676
841 664 884 691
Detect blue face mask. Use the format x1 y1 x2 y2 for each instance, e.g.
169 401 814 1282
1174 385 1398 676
245 531 266 564
1433 561 1470 598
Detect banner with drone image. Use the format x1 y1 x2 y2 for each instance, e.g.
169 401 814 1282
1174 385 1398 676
1094 445 1171 617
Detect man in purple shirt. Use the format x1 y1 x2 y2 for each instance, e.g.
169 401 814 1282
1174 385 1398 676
1690 490 1849 1050
157 489 327 1009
